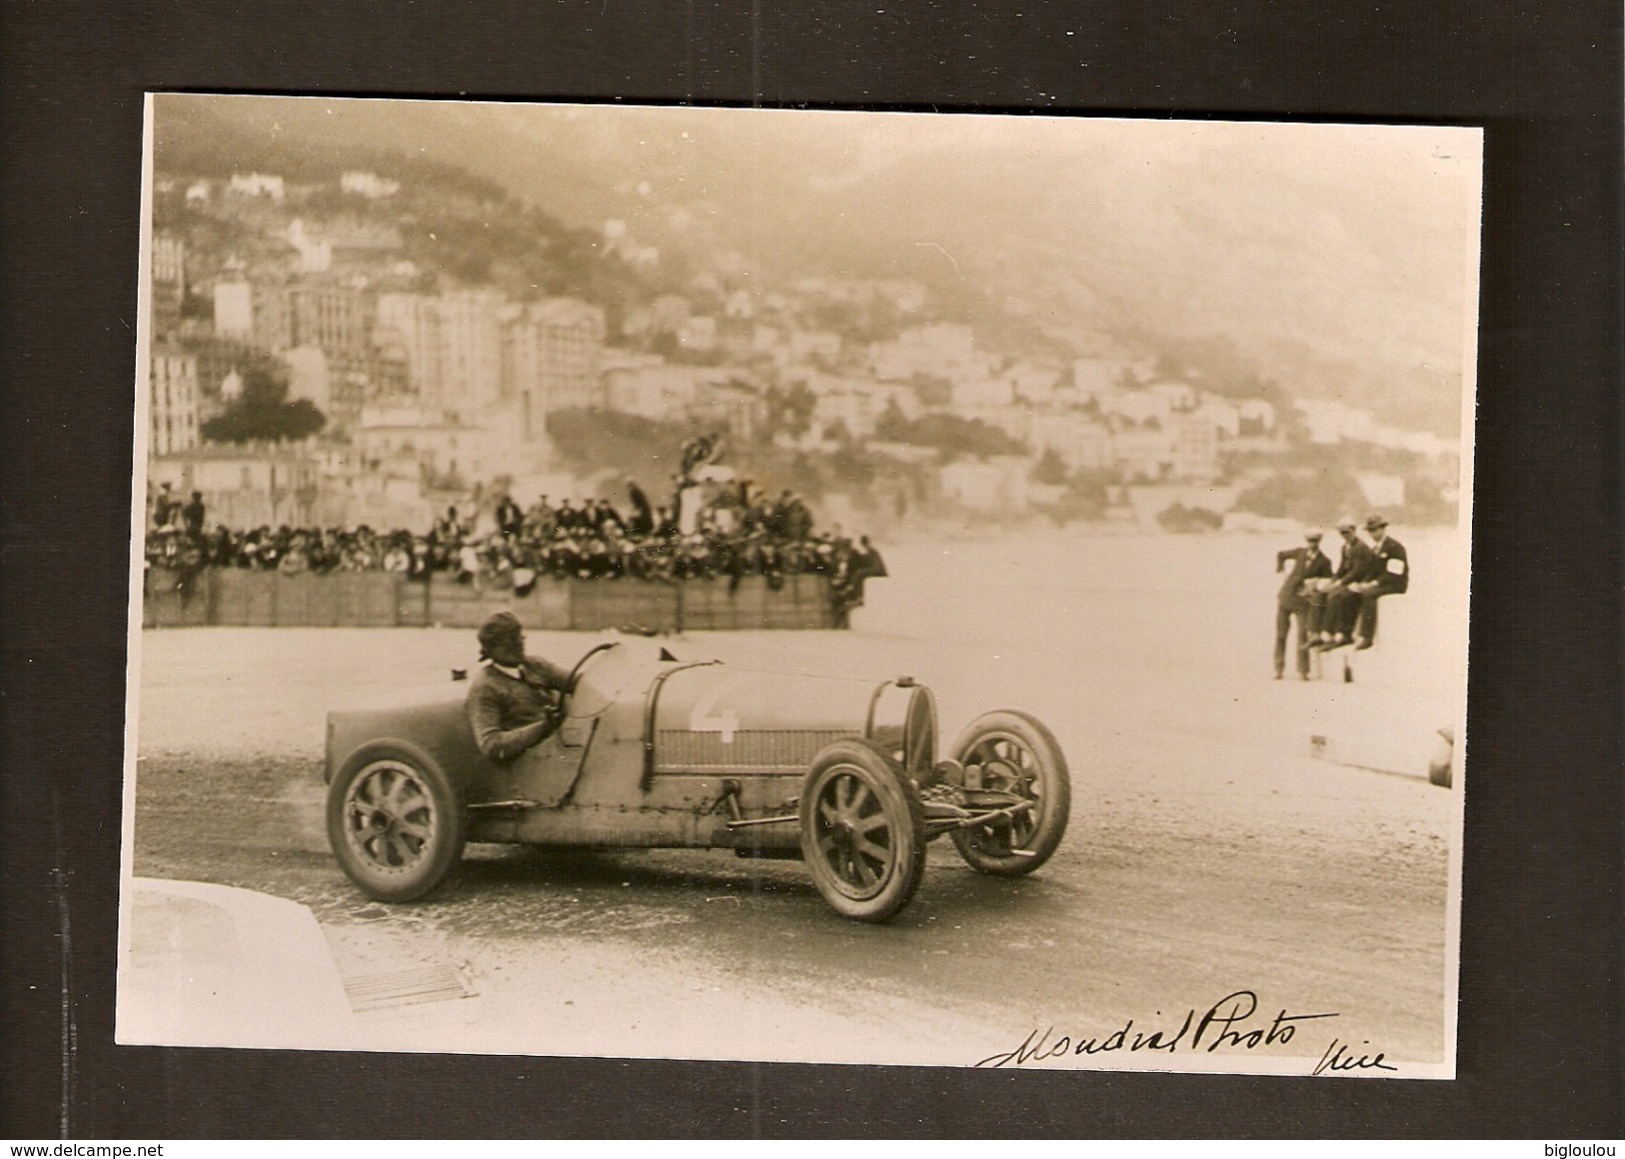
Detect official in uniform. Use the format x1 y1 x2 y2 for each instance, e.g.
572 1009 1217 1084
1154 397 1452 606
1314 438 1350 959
464 611 572 762
1348 514 1409 649
1274 529 1333 679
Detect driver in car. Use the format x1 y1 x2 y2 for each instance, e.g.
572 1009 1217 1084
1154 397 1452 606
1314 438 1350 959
465 611 573 761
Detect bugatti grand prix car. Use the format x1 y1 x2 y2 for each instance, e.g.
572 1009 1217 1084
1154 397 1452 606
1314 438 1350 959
324 640 1070 922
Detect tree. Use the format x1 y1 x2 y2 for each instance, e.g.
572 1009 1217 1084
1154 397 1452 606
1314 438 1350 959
201 356 326 443
765 382 815 438
1157 503 1223 533
875 398 909 442
909 373 953 408
1233 467 1366 525
1032 447 1068 485
891 413 1023 461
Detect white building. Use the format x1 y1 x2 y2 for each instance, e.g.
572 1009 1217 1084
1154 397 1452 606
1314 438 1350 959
284 346 332 413
1355 472 1406 509
1166 413 1221 482
151 234 186 292
869 322 991 384
1006 360 1064 405
1193 397 1243 439
501 297 607 431
228 172 285 201
148 445 320 528
149 347 200 457
1101 389 1173 426
602 362 703 418
212 277 292 351
1071 357 1125 397
286 219 333 273
1148 381 1198 411
341 171 401 199
689 381 767 442
1029 411 1113 471
939 457 1031 514
951 375 1015 410
376 292 444 403
1111 425 1174 482
351 408 504 487
213 280 254 340
788 329 841 364
435 289 506 415
677 315 717 352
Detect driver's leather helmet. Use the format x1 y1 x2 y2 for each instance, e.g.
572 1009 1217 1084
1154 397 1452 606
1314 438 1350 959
477 611 524 661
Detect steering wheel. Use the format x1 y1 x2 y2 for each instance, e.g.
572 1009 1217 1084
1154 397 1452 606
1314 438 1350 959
565 642 618 694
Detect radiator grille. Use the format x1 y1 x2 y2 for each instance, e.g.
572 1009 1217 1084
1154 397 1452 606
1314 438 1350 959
656 729 850 773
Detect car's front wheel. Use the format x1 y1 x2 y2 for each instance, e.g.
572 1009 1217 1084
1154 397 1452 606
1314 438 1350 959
327 744 465 903
949 710 1071 875
799 739 925 923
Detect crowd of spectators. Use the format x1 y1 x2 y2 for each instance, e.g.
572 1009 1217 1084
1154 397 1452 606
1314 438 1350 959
144 477 888 617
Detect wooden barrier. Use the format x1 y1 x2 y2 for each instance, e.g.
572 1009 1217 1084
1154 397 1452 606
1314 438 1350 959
140 569 837 631
570 578 680 632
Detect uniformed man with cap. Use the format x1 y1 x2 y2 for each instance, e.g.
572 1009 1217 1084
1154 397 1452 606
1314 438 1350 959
1274 527 1333 679
465 611 573 762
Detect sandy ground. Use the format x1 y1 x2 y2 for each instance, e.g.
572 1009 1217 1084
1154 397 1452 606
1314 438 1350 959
123 530 1467 1075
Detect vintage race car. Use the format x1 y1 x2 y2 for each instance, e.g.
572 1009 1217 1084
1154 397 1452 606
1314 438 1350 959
324 640 1070 922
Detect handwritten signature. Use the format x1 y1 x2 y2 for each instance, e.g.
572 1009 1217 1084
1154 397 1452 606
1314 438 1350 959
976 990 1396 1076
1312 1037 1399 1076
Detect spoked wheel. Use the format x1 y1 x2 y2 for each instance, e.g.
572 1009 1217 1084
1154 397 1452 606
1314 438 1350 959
799 739 926 923
950 711 1071 875
326 745 466 902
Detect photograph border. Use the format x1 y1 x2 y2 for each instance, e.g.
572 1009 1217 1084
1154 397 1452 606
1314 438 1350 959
2 1 1619 1139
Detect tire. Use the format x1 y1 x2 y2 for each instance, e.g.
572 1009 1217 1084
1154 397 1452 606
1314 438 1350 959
799 739 926 923
326 744 466 903
950 710 1071 875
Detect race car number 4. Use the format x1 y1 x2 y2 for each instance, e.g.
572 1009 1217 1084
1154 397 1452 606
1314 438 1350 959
689 680 741 743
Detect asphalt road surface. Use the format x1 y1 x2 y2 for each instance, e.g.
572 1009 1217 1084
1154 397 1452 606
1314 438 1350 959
127 532 1463 1073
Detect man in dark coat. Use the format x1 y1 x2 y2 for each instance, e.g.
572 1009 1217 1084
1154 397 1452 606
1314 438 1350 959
182 491 207 537
1312 519 1380 649
495 494 523 539
464 611 573 762
626 480 654 539
1274 528 1333 678
1349 514 1409 649
152 482 178 530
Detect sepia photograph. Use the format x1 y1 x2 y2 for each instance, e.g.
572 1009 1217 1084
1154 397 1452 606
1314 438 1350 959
118 94 1480 1077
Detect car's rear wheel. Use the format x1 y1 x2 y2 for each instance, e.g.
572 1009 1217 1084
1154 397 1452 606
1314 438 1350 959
327 745 465 902
950 711 1071 875
799 740 925 923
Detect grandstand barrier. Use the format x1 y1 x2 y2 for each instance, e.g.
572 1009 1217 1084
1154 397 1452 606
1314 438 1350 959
141 569 839 631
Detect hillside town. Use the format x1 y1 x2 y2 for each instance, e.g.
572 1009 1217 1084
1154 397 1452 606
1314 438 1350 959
143 157 1461 540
